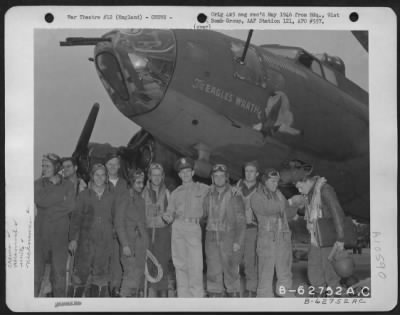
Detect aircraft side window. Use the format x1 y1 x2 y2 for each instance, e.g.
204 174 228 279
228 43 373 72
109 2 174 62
310 60 323 77
297 51 323 77
322 65 338 86
230 41 267 88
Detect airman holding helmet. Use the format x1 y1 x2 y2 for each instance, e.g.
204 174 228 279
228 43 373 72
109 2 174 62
142 163 172 297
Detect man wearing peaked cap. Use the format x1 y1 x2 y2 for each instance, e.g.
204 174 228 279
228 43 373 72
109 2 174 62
163 157 209 297
174 157 195 172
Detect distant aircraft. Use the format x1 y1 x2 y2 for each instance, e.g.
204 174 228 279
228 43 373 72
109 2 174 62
60 29 369 222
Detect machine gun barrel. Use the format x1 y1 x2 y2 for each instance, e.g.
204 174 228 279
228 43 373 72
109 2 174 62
60 37 111 46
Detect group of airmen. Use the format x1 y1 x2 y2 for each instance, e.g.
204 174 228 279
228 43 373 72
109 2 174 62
35 151 348 298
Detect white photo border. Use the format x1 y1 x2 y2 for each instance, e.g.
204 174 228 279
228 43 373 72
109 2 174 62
5 6 397 312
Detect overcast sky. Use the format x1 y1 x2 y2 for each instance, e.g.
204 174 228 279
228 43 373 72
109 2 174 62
34 29 368 178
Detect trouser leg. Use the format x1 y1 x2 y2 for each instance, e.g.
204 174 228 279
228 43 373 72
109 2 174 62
135 237 147 292
171 222 189 297
149 226 171 292
321 247 340 289
91 241 112 297
205 231 223 294
221 232 240 294
120 255 138 297
50 219 69 297
186 223 204 297
74 238 93 288
34 243 47 296
34 219 47 297
120 237 147 296
110 237 122 291
275 232 293 297
243 227 258 292
307 245 326 287
256 231 276 297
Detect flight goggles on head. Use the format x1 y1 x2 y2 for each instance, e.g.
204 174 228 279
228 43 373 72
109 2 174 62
129 168 145 181
211 164 228 174
149 163 164 172
42 153 62 172
263 168 280 179
42 153 61 163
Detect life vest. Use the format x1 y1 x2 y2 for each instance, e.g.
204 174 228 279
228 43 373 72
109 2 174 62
304 176 327 246
236 179 259 225
206 185 232 232
143 184 170 228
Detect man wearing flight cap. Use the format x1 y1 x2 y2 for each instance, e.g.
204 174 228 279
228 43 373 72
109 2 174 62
35 153 76 297
163 157 209 297
69 163 115 297
203 164 246 297
289 163 345 295
250 168 299 297
115 169 148 297
235 160 262 297
104 149 129 297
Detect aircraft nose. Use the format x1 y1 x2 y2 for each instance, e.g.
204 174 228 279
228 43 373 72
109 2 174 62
94 29 176 117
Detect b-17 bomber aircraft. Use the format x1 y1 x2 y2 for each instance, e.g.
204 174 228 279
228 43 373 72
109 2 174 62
60 29 369 224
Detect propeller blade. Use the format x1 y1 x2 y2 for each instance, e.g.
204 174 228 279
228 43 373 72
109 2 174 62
72 103 100 159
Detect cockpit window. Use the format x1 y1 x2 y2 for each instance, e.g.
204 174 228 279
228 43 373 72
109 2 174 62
297 51 323 77
95 29 176 116
96 52 129 101
322 65 338 86
230 40 267 88
261 46 300 60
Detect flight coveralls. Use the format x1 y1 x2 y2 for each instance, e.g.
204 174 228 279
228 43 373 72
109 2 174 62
143 184 171 294
34 177 75 297
203 185 246 296
69 187 115 295
304 177 345 290
115 189 148 297
236 180 261 295
250 187 297 297
109 178 129 293
166 182 209 297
